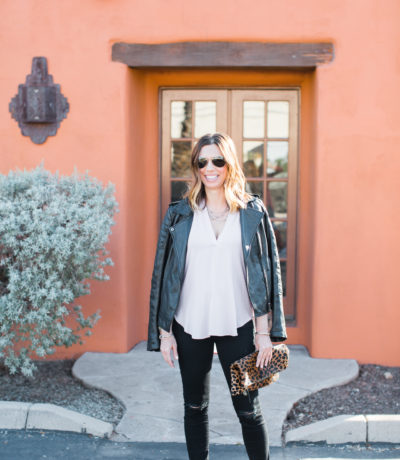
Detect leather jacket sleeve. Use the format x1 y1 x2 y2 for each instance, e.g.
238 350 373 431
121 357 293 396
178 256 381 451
253 197 287 342
263 208 287 342
147 206 173 351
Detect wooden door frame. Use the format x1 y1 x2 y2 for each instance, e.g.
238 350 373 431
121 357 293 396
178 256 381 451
159 86 299 321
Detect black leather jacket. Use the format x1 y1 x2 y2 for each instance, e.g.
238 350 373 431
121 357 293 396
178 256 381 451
147 195 287 351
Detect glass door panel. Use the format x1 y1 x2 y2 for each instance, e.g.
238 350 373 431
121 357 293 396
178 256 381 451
231 89 298 319
161 90 228 214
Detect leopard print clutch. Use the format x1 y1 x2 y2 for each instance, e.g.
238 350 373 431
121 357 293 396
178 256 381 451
230 344 289 396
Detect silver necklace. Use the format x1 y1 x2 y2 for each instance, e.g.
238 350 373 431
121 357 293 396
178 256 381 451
207 205 229 221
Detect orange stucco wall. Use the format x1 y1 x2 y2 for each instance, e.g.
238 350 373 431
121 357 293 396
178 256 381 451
0 1 399 365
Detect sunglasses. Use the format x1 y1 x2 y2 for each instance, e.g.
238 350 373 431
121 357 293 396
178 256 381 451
197 157 226 169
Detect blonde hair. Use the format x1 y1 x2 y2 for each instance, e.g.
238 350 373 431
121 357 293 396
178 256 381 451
184 133 252 212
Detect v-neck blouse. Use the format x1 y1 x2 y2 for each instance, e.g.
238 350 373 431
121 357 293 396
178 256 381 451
173 203 254 339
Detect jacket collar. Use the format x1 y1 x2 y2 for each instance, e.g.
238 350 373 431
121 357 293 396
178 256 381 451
173 197 193 216
239 203 263 263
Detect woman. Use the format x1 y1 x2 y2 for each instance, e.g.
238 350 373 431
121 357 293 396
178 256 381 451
148 133 287 460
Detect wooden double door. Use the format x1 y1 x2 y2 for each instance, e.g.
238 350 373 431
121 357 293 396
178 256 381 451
161 88 299 320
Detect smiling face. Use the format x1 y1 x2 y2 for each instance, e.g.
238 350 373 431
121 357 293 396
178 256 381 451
197 144 228 192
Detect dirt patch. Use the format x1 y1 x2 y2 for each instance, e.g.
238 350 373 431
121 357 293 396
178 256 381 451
0 360 124 426
282 364 400 438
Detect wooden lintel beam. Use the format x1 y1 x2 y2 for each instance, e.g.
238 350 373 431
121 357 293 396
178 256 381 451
112 41 334 68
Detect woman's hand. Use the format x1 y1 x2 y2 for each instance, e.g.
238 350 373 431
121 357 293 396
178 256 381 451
255 333 273 368
160 330 179 368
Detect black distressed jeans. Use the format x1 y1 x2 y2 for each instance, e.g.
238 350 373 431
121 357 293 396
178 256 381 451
172 318 269 460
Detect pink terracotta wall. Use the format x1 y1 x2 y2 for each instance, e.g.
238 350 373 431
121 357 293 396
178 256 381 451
0 0 399 364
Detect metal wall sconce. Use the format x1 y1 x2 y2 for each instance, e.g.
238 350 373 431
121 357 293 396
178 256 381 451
9 57 69 144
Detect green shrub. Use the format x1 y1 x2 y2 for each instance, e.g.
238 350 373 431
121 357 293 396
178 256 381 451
0 163 119 376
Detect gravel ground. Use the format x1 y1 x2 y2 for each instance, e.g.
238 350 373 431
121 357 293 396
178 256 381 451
0 360 125 427
0 360 399 435
282 363 400 438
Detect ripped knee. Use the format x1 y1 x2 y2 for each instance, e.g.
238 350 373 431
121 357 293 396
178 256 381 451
237 408 261 421
184 401 209 412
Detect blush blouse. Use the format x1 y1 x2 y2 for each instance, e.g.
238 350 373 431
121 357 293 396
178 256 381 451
173 201 254 339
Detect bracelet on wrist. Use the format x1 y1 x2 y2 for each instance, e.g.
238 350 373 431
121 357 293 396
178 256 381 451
255 331 270 336
159 333 173 339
